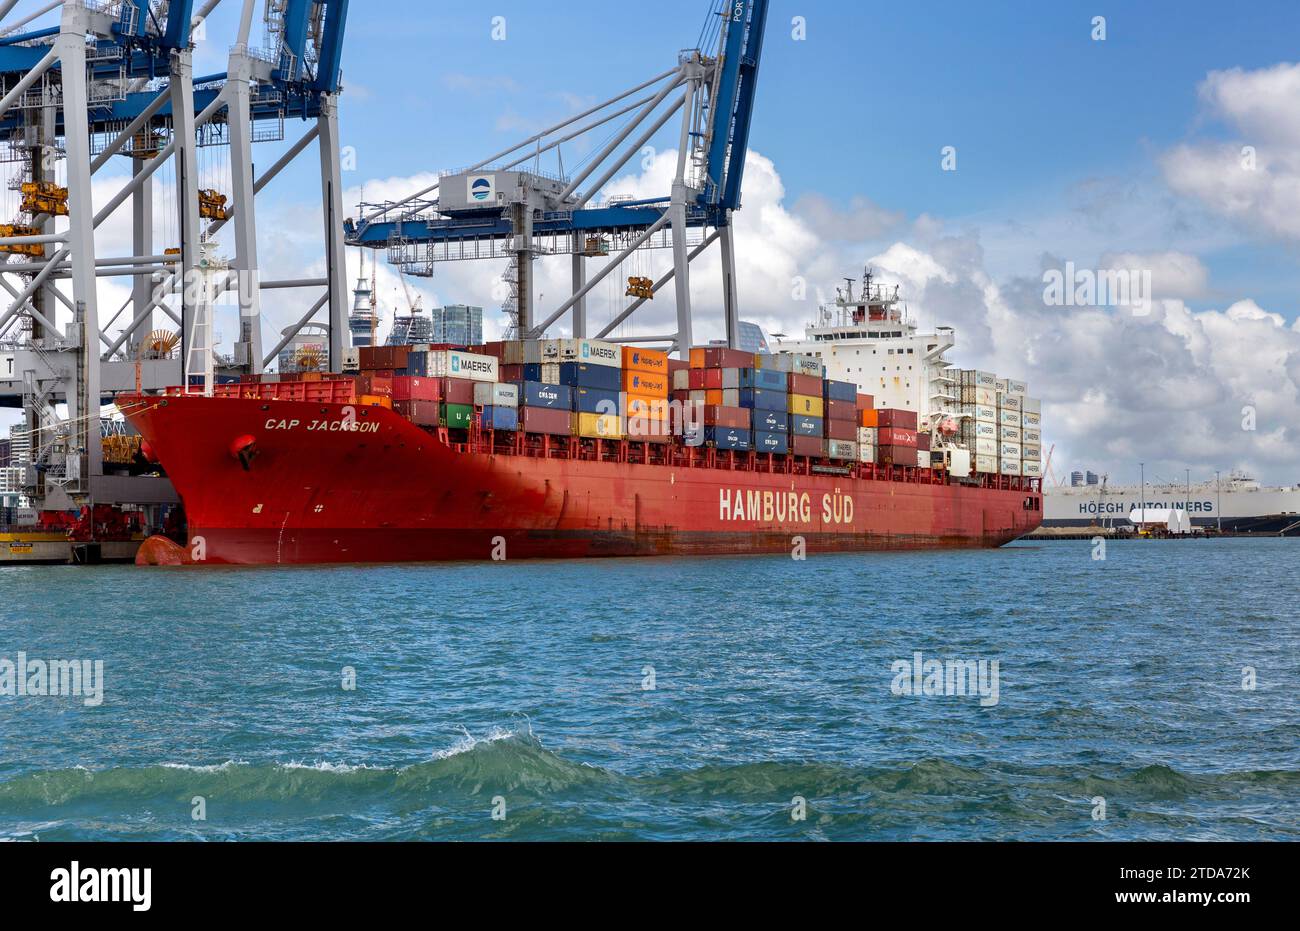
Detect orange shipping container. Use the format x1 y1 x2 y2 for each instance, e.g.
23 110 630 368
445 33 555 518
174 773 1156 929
622 370 669 396
859 408 880 428
622 346 669 375
359 394 392 409
689 347 706 369
704 389 724 407
625 394 670 420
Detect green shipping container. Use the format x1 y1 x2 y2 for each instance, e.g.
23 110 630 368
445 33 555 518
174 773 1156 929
441 403 474 429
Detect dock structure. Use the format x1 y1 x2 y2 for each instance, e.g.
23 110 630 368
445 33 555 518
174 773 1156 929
0 0 349 522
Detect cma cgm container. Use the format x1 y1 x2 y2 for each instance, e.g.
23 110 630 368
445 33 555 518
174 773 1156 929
755 430 790 454
704 426 752 450
522 381 571 409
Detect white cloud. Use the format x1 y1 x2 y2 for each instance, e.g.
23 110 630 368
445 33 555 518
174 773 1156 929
1162 62 1300 241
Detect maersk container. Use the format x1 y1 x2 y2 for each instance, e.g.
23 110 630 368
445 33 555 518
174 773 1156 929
827 439 857 460
1007 378 1028 395
823 380 857 403
704 426 752 450
791 414 822 437
428 350 499 382
740 368 788 392
1022 411 1041 429
1023 427 1042 445
974 437 998 456
1022 396 1041 414
971 421 997 440
522 381 572 409
554 338 622 368
975 454 998 473
999 409 1020 427
789 355 824 378
441 403 474 429
473 382 519 408
754 410 790 434
1000 425 1021 443
1022 459 1043 477
479 406 519 431
1000 457 1022 476
559 362 621 392
755 430 789 454
973 404 996 423
998 392 1022 412
999 441 1022 459
973 370 997 390
1023 444 1042 460
572 387 620 415
739 387 787 412
519 406 571 435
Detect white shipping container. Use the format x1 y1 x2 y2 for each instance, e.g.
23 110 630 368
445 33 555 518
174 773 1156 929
688 390 707 404
429 350 498 382
502 340 542 365
1023 444 1042 460
975 404 997 423
974 437 998 456
1000 425 1021 442
1023 427 1042 445
539 339 562 363
975 454 999 473
999 409 1020 426
916 449 928 467
342 348 360 372
1007 379 1028 395
540 363 561 385
857 445 875 463
974 370 997 390
1022 460 1043 477
973 421 998 440
554 339 622 368
672 369 690 391
760 353 793 373
827 439 857 460
857 427 878 445
1000 441 1022 459
998 392 1022 412
1000 457 1022 476
1022 396 1041 414
720 368 740 390
473 382 519 407
721 389 740 407
974 387 996 406
1022 410 1041 429
995 379 1009 393
790 354 823 377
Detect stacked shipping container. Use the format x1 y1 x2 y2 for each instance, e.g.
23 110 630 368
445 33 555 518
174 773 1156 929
957 369 1041 476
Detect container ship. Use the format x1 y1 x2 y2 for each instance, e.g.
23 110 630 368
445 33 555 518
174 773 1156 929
118 278 1043 565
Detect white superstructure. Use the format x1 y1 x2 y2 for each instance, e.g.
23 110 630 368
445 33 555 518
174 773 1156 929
773 272 957 428
1045 471 1300 531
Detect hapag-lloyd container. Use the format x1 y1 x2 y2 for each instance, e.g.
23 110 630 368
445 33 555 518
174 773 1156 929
623 346 668 374
428 350 499 382
473 382 519 408
622 371 669 396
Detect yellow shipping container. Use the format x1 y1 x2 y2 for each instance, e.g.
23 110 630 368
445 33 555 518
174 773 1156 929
572 412 624 439
622 346 669 374
788 393 824 418
621 370 669 396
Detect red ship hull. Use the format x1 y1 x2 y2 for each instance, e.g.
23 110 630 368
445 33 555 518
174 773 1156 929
121 394 1042 565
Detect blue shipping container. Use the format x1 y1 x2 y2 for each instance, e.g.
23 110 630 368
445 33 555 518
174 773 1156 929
755 430 790 454
480 406 519 431
558 362 621 392
522 381 572 409
823 379 857 402
792 415 823 437
753 409 790 434
738 367 788 391
522 363 542 383
406 353 428 376
704 426 752 451
738 387 788 412
572 387 620 414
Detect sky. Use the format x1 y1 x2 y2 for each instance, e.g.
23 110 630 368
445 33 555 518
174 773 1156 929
6 0 1300 487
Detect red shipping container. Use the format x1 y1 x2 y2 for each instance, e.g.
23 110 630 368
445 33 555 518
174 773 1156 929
824 418 857 440
479 341 508 360
878 427 918 447
703 405 751 429
358 373 394 397
877 444 915 465
520 406 572 435
856 393 875 410
825 398 857 422
788 373 822 396
667 358 689 375
359 346 409 371
499 364 525 383
917 432 931 452
439 377 475 405
791 435 824 457
688 368 724 390
703 347 754 369
670 389 691 403
392 376 442 402
393 399 440 426
877 408 918 431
